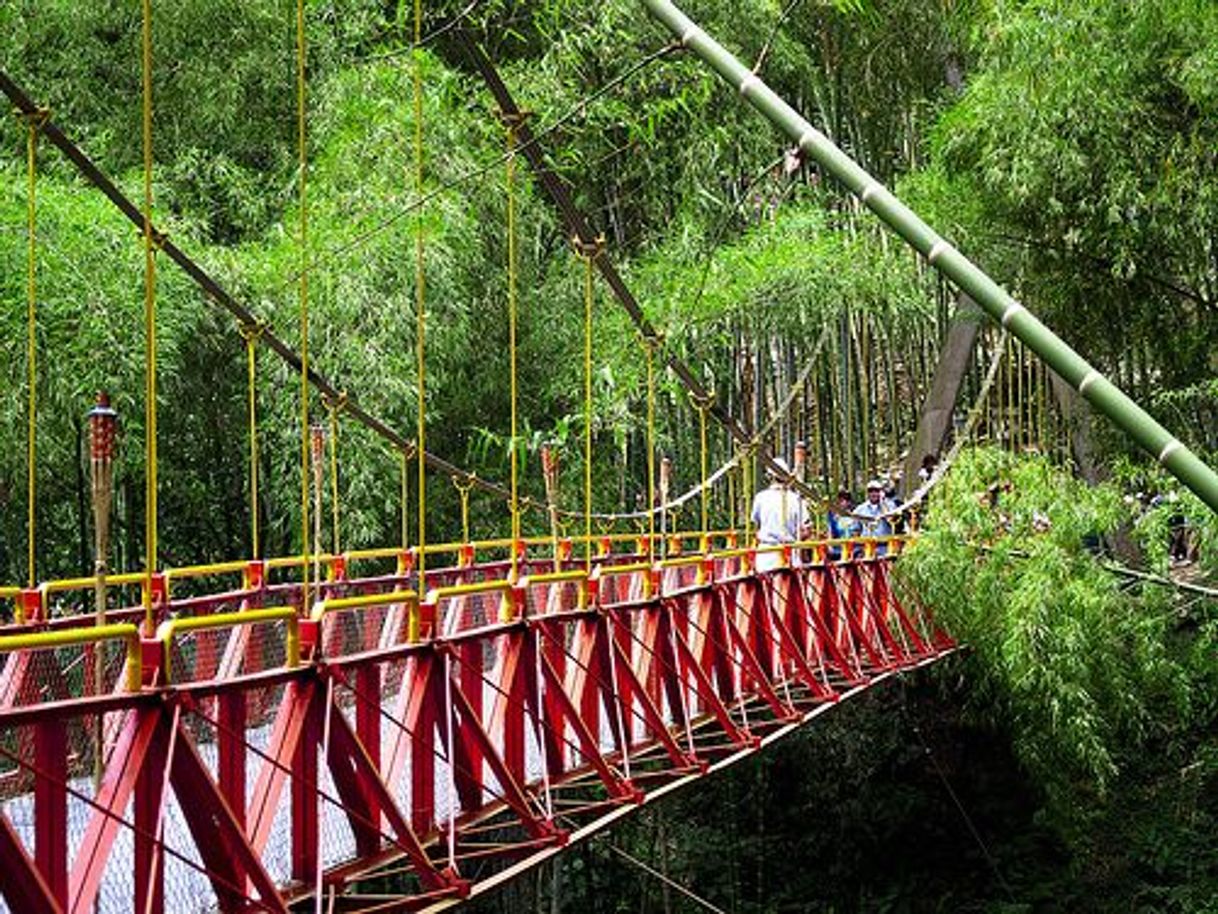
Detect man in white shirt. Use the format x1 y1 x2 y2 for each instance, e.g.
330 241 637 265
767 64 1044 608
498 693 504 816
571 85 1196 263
750 457 809 571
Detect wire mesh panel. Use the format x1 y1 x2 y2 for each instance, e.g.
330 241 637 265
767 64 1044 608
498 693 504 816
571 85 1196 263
166 618 289 685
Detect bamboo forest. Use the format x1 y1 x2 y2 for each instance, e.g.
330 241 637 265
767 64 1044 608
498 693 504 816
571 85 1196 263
0 1 1215 912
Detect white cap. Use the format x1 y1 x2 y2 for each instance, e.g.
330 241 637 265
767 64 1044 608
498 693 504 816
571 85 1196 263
766 457 791 480
866 478 885 490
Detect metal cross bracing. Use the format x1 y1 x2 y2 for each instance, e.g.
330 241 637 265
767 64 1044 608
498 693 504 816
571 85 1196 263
0 531 952 914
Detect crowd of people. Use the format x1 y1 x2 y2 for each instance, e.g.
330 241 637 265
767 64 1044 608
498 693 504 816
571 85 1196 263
749 456 906 567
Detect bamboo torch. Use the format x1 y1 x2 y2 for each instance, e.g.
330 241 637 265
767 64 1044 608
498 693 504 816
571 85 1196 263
541 444 560 571
659 455 672 559
87 390 117 786
310 424 325 595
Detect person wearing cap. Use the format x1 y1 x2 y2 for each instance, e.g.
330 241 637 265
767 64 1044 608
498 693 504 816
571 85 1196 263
750 456 809 572
853 478 897 555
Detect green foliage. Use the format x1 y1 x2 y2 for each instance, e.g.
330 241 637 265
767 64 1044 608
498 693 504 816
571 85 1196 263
2 0 1218 905
899 448 1197 806
925 0 1218 435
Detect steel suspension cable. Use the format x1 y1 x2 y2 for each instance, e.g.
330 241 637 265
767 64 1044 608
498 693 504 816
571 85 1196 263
276 42 677 296
463 39 801 497
695 394 711 549
454 474 474 542
140 0 158 633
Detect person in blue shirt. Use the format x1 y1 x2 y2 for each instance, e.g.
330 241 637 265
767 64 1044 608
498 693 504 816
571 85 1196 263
826 488 857 560
853 478 897 554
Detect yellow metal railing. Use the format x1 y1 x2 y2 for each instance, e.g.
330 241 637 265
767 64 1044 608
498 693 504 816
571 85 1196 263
310 589 418 622
0 623 141 691
3 530 915 628
164 559 249 586
519 569 590 610
157 606 299 684
424 579 516 627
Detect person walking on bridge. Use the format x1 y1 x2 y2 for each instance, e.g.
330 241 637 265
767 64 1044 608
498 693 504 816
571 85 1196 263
854 478 897 555
750 457 809 572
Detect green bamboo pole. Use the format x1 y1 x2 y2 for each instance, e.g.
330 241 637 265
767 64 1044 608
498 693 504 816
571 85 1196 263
642 0 1218 515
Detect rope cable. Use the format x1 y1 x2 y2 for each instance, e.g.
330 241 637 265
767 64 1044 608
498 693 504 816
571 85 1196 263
0 740 282 913
605 843 731 914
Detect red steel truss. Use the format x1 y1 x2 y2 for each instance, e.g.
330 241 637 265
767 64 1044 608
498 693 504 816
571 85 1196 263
0 538 952 913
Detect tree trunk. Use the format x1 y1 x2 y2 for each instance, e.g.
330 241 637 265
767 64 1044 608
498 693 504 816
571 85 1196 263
1048 368 1100 484
902 293 983 496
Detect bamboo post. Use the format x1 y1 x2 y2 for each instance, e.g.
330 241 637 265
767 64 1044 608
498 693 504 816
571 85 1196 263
310 425 325 592
87 391 118 787
659 455 672 560
541 444 561 571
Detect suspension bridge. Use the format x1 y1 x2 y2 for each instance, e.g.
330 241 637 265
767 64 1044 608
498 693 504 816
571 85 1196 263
3 1 1218 912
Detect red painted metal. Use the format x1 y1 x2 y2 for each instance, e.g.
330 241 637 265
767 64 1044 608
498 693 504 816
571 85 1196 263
0 549 950 913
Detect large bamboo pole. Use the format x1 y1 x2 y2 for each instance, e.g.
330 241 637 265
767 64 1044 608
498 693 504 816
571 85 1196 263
642 0 1218 514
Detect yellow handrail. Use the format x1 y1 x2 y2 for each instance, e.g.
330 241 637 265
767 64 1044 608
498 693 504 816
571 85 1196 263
345 546 406 562
6 529 918 618
425 579 514 602
165 560 249 585
518 569 589 610
659 555 704 570
44 572 146 593
157 606 299 684
266 553 335 570
594 560 652 579
426 578 516 626
310 589 417 623
0 623 141 691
